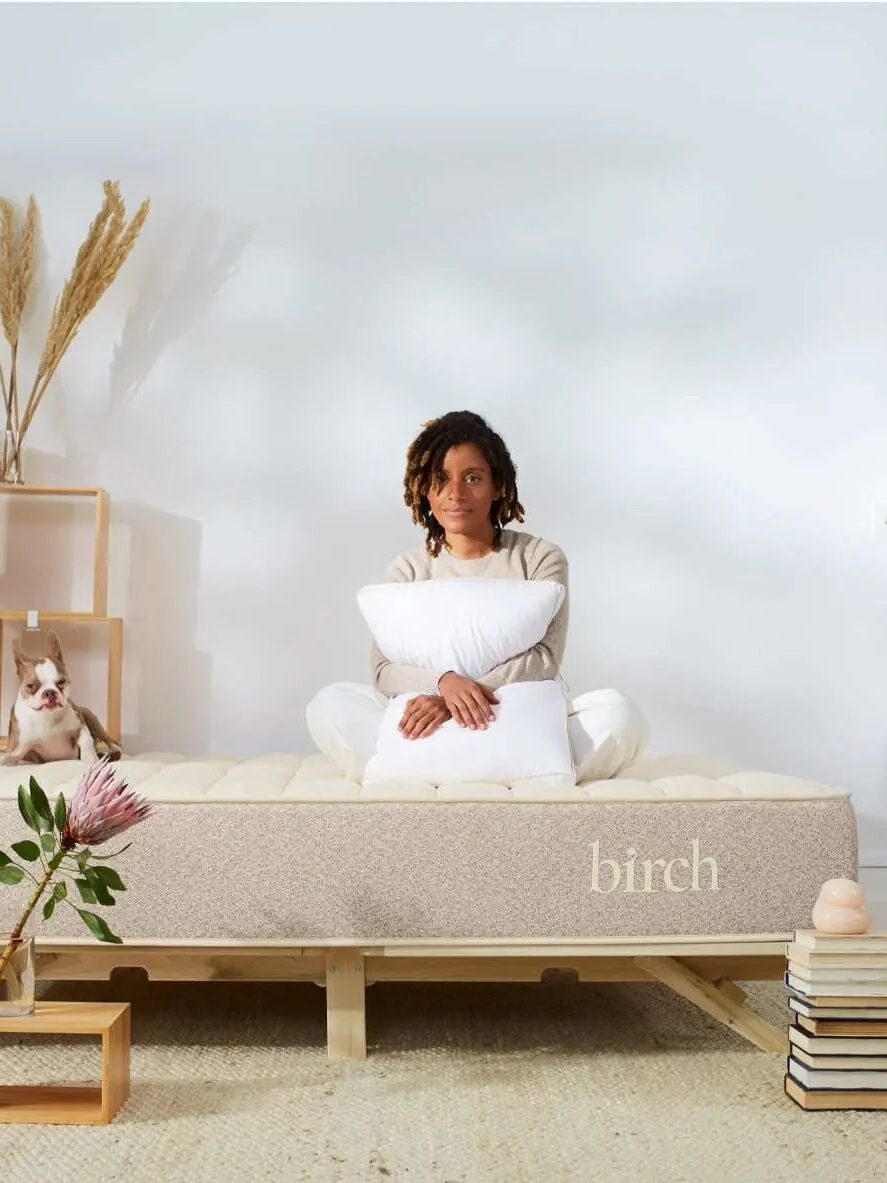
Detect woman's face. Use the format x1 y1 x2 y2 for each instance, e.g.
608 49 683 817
427 443 498 537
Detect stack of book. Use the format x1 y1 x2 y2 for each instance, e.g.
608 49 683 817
784 928 887 1110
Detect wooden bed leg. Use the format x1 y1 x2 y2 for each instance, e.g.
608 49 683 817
633 956 788 1053
325 949 367 1061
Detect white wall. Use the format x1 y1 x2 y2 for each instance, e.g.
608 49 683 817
1 4 886 871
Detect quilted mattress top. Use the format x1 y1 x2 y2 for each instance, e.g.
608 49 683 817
0 751 852 804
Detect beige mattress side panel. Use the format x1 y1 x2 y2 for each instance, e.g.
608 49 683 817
0 798 857 941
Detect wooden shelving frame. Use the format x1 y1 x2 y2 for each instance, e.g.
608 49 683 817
0 486 123 750
33 934 792 1061
0 1000 130 1124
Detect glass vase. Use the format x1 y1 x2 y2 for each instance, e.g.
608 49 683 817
1 428 24 484
0 935 36 1016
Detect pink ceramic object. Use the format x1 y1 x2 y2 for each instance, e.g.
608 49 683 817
812 878 870 934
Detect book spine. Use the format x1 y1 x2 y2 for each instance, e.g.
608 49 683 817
793 934 887 953
790 1030 887 1056
788 1056 887 1090
794 1059 887 1078
787 958 887 977
787 951 887 968
786 974 887 998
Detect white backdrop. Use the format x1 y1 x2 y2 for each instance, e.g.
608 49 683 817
0 3 885 866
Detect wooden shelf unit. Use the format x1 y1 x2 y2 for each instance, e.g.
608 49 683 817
0 486 110 616
0 1000 130 1124
0 486 122 750
0 615 123 749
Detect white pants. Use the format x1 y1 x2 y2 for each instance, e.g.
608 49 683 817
305 682 650 783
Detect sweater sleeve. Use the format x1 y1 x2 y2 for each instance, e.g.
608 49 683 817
474 543 569 692
369 557 452 698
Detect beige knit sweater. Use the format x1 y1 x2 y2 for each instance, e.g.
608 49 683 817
369 527 569 698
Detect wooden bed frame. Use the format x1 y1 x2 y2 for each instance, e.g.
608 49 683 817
34 932 790 1060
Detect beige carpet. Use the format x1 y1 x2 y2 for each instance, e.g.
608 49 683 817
0 975 882 1182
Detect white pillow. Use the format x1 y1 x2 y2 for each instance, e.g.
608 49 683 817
357 577 565 681
362 680 576 787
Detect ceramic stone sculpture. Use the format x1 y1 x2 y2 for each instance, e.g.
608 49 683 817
812 878 870 934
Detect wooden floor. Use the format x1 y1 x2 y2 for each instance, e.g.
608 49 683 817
33 933 791 1060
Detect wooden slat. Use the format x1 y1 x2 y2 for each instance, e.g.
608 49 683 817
32 933 791 952
633 955 788 1053
0 486 104 497
107 616 123 741
93 490 109 616
102 1008 130 1119
372 940 788 959
363 954 786 984
0 1085 105 1125
325 949 366 1060
37 949 326 982
34 947 784 985
0 612 115 622
306 932 793 949
0 1000 128 1035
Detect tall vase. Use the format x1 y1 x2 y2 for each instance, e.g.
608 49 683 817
0 935 36 1016
1 428 24 485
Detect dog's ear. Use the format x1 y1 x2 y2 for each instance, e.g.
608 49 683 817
12 636 29 678
46 630 65 666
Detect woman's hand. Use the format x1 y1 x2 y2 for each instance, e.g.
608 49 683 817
398 694 451 740
437 672 500 729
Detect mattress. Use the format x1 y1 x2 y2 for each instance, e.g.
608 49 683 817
0 752 857 941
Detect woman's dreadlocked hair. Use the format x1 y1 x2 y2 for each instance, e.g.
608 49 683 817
403 411 525 557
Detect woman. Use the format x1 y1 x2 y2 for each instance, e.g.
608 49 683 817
306 410 648 781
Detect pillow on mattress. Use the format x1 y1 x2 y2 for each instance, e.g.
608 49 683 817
362 680 576 787
356 577 565 681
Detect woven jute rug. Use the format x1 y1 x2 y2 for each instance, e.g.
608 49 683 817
0 975 882 1182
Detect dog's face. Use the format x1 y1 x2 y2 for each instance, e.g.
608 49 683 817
12 631 71 715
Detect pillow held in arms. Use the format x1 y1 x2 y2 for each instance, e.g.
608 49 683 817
356 577 566 681
362 680 576 787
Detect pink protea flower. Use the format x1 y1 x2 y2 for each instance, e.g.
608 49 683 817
61 755 152 849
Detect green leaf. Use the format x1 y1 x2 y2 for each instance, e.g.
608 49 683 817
17 784 41 833
53 792 66 833
11 840 40 862
91 865 126 892
0 865 25 885
42 896 55 921
75 908 122 944
0 850 12 867
73 878 98 905
83 872 115 907
28 777 53 832
76 849 91 873
53 881 67 901
40 833 56 854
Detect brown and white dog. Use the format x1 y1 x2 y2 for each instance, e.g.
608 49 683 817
2 630 122 766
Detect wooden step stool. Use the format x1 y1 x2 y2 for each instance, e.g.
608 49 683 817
0 1001 130 1124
